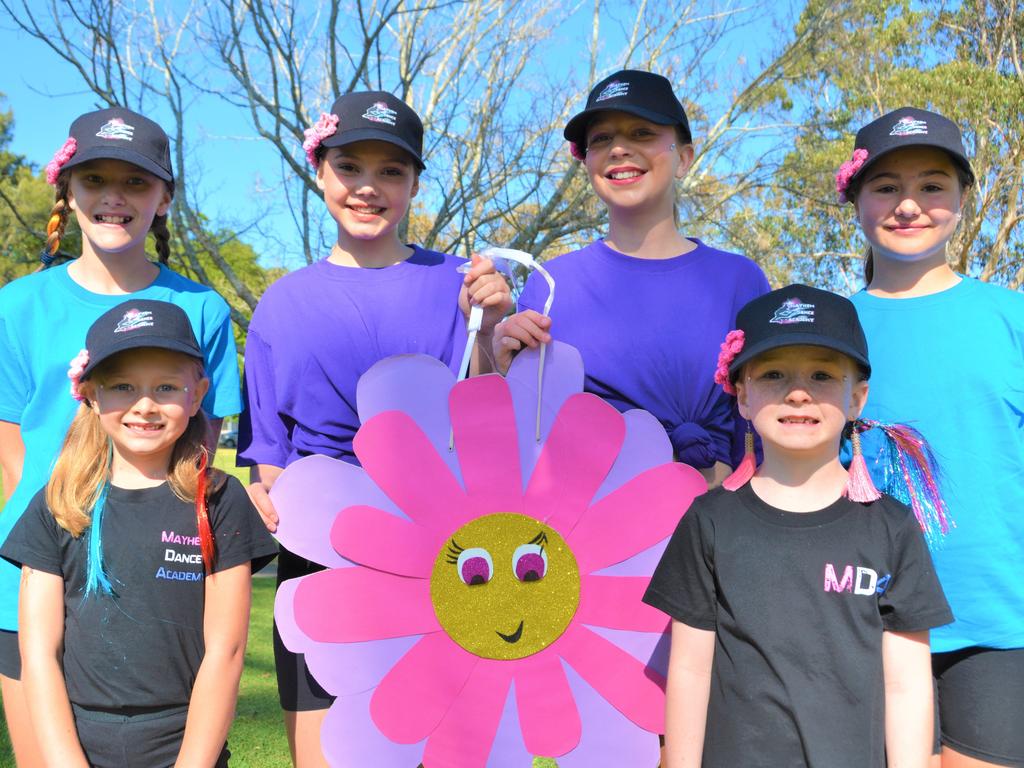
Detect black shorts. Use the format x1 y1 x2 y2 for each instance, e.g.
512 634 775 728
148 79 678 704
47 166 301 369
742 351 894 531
0 629 19 680
933 646 1024 767
274 547 334 712
72 703 230 768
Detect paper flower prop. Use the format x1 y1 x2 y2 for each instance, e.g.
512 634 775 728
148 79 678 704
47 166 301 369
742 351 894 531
273 342 706 767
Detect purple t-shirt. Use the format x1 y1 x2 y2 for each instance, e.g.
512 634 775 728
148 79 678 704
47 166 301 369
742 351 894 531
239 247 468 468
518 238 768 468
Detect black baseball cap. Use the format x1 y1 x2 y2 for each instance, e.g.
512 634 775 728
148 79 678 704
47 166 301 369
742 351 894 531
320 91 425 170
846 107 974 192
563 69 691 149
59 107 174 182
727 285 871 380
81 300 202 380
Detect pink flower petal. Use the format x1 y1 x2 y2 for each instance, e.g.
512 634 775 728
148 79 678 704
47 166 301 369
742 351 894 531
354 410 469 531
594 409 673 502
331 505 440 577
272 454 403 566
555 664 662 766
506 341 585 484
421 660 515 768
293 567 440 642
305 634 421 696
357 354 463 483
515 653 581 757
586 625 670 678
371 632 478 744
322 689 425 767
450 374 524 520
559 623 666 733
526 393 625 534
486 684 534 766
577 575 673 632
569 462 705 573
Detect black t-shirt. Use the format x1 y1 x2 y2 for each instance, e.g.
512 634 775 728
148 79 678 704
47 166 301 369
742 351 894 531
643 484 952 768
1 477 277 711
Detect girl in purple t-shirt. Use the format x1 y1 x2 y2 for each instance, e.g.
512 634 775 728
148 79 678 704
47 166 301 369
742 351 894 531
238 90 511 765
496 69 768 486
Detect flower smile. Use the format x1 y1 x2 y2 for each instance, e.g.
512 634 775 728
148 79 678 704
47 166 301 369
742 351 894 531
496 620 524 644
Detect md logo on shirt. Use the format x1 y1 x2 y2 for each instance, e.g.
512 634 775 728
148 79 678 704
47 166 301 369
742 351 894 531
823 563 892 595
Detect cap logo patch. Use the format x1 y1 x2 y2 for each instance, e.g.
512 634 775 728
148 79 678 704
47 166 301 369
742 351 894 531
595 80 629 101
96 118 135 142
362 101 398 126
889 116 928 137
114 309 155 333
770 298 815 325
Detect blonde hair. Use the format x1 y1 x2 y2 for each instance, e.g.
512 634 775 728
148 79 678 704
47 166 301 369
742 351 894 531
40 170 175 269
46 366 209 538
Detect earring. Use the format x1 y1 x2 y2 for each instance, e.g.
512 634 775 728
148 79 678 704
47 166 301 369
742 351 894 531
956 212 962 221
669 143 677 151
722 421 756 491
845 422 881 502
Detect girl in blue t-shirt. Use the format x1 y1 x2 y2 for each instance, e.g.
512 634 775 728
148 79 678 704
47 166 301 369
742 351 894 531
1 300 275 767
494 69 769 487
0 107 241 766
837 107 1024 768
237 89 511 765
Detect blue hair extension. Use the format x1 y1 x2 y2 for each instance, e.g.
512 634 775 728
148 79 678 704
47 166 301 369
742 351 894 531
84 480 114 596
84 443 116 597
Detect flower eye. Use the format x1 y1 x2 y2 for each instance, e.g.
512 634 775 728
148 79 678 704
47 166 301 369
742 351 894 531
512 543 547 582
456 547 493 586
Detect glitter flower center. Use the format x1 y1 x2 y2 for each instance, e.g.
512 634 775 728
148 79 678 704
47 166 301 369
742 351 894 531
430 513 580 660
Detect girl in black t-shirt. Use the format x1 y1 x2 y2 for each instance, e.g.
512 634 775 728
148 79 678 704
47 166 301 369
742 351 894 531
1 300 275 767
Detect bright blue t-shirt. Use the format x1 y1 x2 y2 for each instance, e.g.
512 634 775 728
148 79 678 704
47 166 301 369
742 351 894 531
851 277 1024 652
0 262 242 630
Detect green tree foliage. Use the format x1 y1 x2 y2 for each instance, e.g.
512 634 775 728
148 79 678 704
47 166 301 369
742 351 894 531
738 0 1024 290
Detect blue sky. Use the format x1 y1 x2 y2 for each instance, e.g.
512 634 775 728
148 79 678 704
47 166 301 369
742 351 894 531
0 3 796 269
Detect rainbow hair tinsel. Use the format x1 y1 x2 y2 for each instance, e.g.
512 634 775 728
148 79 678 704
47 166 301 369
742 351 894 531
853 419 952 544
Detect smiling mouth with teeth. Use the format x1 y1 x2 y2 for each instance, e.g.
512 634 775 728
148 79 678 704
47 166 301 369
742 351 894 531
607 170 643 180
96 214 133 224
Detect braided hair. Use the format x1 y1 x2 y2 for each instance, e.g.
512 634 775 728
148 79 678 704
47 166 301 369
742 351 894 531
39 172 176 269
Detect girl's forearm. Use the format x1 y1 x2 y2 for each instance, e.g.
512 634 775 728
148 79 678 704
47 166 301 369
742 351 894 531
23 658 89 767
173 645 245 767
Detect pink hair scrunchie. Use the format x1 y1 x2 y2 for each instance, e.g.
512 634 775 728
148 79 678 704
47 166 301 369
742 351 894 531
713 329 745 395
67 348 90 402
569 141 585 162
45 137 78 185
835 148 869 203
302 113 340 168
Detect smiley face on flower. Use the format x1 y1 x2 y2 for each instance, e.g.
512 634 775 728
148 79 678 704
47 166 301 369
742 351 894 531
431 513 580 659
272 344 706 767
